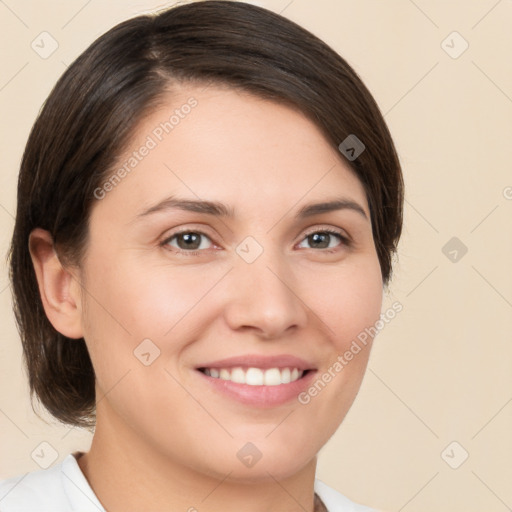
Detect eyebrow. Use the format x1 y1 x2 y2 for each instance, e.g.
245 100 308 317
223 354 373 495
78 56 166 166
135 196 368 221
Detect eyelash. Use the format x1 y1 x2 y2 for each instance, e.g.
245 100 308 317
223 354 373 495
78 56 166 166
160 227 352 257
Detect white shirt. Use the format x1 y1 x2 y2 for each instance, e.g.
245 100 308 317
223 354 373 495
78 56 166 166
0 452 378 512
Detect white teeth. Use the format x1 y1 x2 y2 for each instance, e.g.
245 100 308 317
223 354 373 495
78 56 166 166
231 367 245 384
264 368 282 386
201 366 304 385
246 367 264 385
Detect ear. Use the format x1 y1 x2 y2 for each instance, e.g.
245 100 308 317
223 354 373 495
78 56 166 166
28 228 84 339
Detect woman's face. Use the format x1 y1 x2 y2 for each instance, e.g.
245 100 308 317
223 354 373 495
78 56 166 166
77 84 383 480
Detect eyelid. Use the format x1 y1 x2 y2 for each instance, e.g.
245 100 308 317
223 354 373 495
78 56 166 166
160 223 218 242
300 224 351 242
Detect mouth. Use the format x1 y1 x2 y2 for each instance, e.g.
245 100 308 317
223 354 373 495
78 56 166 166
194 354 317 407
197 366 311 386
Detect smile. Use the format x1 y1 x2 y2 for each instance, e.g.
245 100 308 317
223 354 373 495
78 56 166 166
198 367 305 386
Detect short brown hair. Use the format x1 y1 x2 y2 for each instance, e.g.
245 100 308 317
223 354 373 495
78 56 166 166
7 0 403 428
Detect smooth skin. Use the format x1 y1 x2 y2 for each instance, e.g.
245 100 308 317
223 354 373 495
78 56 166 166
29 83 383 512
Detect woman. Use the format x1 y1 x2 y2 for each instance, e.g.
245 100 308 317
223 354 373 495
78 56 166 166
1 1 403 510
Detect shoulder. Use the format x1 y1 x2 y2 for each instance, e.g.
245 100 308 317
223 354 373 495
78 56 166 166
314 478 383 512
0 460 65 512
0 452 104 512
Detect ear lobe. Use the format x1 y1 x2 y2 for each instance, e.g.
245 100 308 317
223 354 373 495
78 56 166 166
28 228 84 339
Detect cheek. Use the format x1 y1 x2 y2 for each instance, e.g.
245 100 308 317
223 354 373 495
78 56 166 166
82 251 221 342
297 254 382 418
293 272 382 450
307 254 383 352
79 254 233 395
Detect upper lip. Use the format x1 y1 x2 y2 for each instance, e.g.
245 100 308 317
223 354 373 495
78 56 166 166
196 354 315 371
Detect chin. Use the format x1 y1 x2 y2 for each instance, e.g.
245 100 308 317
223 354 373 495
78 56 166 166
222 456 316 483
235 438 317 481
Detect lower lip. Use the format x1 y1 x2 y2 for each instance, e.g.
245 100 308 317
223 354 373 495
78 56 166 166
196 369 317 407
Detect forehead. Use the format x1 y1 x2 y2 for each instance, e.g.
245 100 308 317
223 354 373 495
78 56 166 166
91 84 369 225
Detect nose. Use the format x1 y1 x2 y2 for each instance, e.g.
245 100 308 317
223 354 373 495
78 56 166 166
222 248 309 339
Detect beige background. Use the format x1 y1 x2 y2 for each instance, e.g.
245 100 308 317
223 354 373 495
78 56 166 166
1 1 511 511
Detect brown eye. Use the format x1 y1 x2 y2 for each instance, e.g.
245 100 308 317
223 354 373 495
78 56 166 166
162 231 213 253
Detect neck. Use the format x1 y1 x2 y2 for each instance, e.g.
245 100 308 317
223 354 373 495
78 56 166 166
78 405 318 512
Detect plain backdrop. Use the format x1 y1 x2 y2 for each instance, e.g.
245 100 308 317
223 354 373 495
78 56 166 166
1 1 511 511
